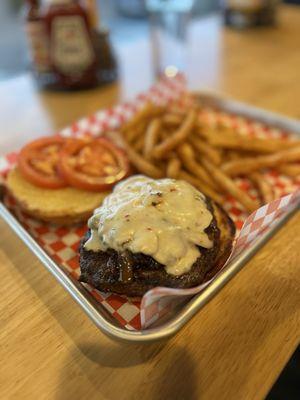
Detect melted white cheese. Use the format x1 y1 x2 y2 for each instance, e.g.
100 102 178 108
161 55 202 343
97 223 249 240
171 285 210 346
84 176 213 276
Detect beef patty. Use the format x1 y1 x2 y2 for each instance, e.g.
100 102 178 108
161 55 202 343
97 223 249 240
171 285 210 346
79 198 235 297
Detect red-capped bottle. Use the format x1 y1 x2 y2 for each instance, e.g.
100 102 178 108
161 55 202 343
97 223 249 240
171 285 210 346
42 0 98 90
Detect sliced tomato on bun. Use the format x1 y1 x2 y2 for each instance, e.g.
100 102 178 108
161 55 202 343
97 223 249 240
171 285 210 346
58 137 130 191
18 136 67 189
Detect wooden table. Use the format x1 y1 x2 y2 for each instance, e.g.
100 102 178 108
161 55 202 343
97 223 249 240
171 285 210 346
1 5 299 400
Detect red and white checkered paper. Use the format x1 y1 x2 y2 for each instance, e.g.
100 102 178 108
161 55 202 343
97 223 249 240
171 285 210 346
1 76 299 330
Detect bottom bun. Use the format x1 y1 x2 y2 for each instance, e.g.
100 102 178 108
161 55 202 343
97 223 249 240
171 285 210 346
6 168 109 225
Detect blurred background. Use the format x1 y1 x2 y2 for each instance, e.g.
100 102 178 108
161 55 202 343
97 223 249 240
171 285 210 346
1 0 300 98
2 0 298 81
0 0 223 80
0 0 219 80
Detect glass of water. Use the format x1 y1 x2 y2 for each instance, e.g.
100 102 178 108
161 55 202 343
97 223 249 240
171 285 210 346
146 0 194 78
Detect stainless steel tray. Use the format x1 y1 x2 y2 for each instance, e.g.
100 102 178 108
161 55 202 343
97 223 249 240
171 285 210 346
1 93 299 343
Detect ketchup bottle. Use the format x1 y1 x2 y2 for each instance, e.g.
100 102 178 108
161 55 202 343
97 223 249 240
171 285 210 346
42 0 98 90
25 0 50 74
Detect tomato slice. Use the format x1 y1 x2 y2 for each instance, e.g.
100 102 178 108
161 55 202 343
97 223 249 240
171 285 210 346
18 136 67 189
58 137 130 191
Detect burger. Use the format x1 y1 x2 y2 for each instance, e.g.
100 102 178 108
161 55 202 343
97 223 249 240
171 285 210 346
79 176 235 297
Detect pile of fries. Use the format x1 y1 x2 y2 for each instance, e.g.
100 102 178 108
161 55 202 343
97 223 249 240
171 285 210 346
120 102 300 213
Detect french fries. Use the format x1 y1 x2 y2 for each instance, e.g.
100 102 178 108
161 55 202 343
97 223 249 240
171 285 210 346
202 159 259 213
179 171 223 204
177 143 215 188
133 135 145 152
189 136 222 165
126 121 147 143
166 157 181 179
162 114 183 127
250 173 274 204
125 144 163 179
121 103 164 135
143 118 161 158
195 124 218 142
119 100 299 213
208 132 299 153
152 110 197 159
222 146 300 176
277 164 300 177
169 105 189 116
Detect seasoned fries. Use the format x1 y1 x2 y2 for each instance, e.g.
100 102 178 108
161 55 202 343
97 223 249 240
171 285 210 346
119 101 298 213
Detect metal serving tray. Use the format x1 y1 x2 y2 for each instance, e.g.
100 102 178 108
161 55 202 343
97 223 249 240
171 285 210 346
1 93 299 343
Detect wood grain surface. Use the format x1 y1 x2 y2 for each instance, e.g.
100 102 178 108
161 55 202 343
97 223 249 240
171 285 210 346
0 5 300 400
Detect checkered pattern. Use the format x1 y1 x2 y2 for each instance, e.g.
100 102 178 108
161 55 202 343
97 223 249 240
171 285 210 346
140 190 299 328
3 194 142 330
233 191 300 259
1 75 299 330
